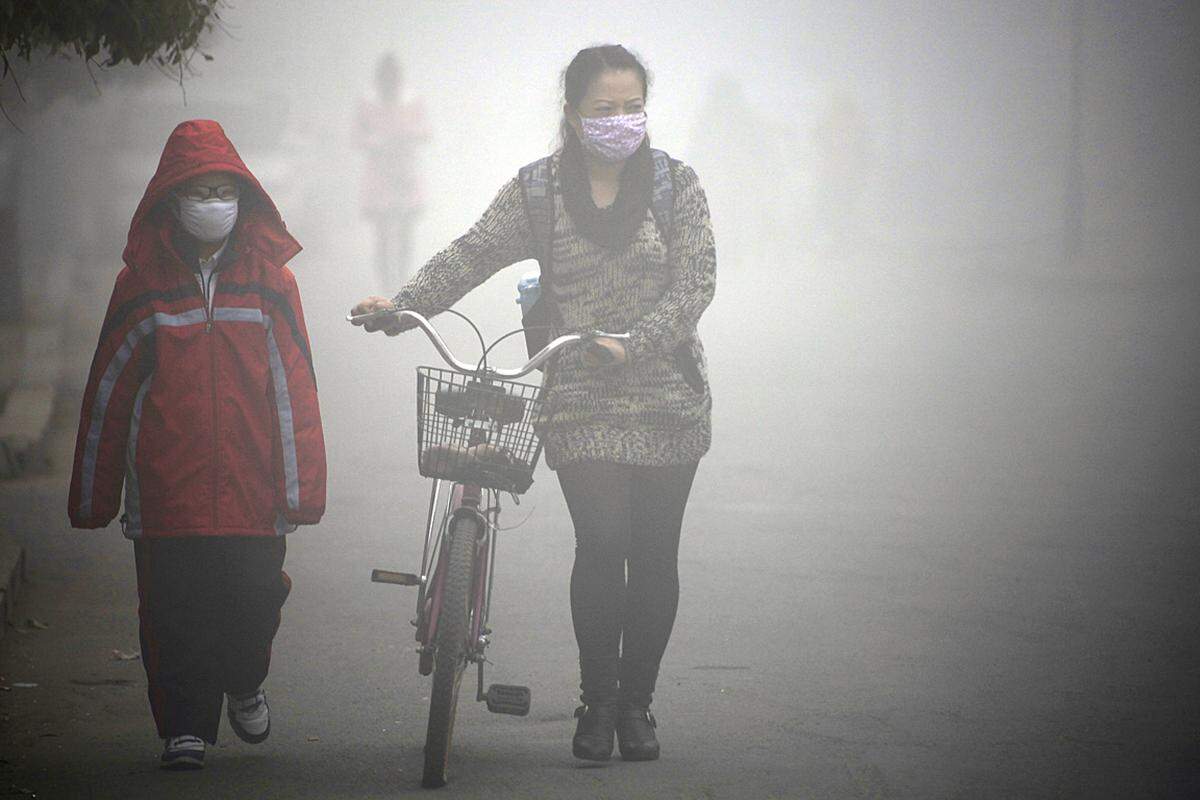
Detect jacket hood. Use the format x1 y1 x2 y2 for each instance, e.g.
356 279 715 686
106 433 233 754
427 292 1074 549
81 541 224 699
123 119 301 274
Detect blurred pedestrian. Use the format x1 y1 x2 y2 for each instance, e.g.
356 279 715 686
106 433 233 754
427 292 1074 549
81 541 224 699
813 89 871 250
67 119 327 770
355 52 430 289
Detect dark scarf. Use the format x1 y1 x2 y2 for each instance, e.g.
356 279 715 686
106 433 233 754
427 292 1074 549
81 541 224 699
559 134 653 249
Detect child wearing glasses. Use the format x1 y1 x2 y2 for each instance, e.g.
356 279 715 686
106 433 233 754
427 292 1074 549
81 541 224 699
68 119 327 770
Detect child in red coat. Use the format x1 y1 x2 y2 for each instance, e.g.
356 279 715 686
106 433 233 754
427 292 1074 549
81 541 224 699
68 119 327 769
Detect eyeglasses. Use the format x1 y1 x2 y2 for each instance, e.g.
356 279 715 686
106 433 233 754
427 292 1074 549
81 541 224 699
178 184 241 202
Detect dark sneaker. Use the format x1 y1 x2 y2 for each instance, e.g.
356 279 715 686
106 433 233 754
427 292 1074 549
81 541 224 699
161 735 205 770
572 703 618 761
227 689 271 744
616 705 659 761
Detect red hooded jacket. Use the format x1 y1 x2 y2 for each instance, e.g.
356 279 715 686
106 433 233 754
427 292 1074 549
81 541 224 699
68 120 326 538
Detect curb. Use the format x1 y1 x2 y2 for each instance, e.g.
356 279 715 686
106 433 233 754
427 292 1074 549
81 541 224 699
0 383 55 479
0 530 26 646
0 382 51 647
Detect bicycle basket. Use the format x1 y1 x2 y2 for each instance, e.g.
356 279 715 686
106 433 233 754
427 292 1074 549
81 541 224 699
415 367 546 494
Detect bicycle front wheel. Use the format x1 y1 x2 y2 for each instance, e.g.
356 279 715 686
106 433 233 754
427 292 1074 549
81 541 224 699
421 513 479 788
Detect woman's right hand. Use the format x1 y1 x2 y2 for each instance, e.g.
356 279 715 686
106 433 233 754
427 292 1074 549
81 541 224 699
349 296 404 335
581 336 627 369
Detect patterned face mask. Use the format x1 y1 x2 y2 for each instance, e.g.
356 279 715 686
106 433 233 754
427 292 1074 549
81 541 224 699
578 111 647 162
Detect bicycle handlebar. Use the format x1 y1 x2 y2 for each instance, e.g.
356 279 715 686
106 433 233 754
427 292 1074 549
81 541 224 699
346 308 629 379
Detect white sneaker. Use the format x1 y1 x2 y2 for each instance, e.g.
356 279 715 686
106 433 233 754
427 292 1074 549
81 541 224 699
227 689 271 744
161 734 205 770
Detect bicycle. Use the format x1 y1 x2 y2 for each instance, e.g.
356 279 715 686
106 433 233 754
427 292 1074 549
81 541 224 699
346 307 626 788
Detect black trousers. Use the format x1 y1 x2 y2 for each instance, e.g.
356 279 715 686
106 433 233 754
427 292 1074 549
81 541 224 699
557 461 698 707
134 537 290 743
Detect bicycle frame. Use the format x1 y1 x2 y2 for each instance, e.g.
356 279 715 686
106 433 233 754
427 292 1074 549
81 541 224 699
355 307 630 673
415 479 500 693
354 308 629 786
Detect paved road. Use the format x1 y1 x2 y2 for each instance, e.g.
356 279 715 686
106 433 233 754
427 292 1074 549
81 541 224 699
3 247 1197 798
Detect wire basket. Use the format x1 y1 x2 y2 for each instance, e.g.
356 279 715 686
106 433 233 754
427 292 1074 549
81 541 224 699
415 367 546 494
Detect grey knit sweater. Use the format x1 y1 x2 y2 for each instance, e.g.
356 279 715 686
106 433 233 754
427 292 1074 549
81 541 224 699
393 151 715 469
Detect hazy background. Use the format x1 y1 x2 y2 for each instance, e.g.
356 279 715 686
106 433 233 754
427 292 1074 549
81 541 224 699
1 2 1198 796
4 0 1196 493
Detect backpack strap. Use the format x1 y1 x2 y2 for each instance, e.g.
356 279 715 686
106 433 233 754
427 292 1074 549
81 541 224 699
518 155 556 288
649 148 675 239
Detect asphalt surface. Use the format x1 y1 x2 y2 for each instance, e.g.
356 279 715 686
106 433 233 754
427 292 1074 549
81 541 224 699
2 246 1198 798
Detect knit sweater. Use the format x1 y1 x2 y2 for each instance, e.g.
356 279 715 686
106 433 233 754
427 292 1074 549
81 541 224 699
392 151 715 469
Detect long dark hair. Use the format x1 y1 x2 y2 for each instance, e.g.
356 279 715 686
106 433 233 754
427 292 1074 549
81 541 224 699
559 44 651 148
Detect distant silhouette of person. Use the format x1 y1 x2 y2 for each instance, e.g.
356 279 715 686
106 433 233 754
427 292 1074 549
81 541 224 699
355 53 430 288
813 89 870 249
688 76 759 271
688 75 800 273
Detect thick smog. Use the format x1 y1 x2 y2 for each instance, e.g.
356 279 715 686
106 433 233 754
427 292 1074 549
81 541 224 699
0 2 1196 798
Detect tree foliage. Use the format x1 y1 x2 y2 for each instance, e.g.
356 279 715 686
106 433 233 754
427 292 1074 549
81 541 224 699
1 0 224 80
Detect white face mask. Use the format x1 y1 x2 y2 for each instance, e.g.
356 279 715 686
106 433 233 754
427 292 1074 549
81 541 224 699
176 196 239 243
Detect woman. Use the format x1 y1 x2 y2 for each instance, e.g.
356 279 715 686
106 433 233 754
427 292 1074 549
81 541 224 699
351 44 715 762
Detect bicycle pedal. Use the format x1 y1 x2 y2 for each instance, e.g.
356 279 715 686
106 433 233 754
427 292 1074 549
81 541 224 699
485 684 531 716
370 569 421 586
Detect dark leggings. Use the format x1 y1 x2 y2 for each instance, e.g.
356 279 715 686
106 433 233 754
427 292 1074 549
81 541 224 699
557 461 698 707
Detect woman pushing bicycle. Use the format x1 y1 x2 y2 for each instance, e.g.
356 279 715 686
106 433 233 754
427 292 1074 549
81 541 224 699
351 44 715 763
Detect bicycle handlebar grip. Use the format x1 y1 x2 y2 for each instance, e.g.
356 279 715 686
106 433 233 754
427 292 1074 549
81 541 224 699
346 309 396 324
584 339 617 366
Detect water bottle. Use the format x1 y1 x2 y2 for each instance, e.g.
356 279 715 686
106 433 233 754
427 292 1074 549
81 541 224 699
516 272 541 317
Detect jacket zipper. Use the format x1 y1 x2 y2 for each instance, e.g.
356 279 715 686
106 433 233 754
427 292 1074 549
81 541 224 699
210 325 219 531
192 265 220 528
202 267 215 333
207 269 219 531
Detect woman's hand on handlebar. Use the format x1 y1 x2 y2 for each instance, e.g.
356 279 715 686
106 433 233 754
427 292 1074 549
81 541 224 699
581 336 627 369
349 296 405 336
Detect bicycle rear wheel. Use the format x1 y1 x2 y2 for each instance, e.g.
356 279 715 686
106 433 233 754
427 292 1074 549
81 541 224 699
421 514 479 788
